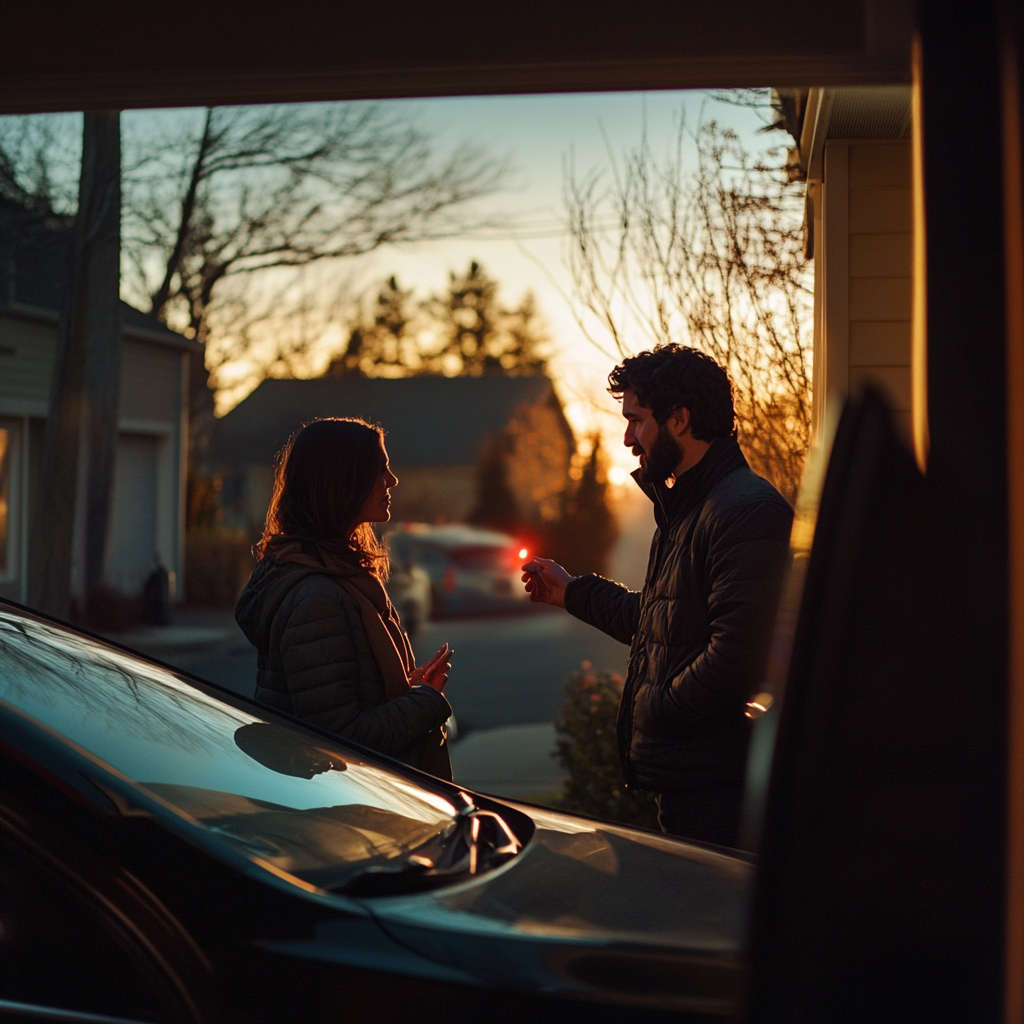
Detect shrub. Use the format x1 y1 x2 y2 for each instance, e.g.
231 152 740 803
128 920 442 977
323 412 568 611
554 662 659 829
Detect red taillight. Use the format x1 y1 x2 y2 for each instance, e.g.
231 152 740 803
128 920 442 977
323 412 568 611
443 568 456 593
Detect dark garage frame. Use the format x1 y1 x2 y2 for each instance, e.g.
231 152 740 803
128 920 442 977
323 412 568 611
2 2 1022 1020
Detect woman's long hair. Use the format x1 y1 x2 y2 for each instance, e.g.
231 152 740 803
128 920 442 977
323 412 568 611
258 417 389 578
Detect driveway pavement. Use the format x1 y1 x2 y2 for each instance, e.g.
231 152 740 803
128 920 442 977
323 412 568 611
113 605 629 729
449 722 567 798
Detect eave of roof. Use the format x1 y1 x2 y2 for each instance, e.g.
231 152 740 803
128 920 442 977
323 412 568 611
779 84 912 184
0 1 912 115
1 300 203 354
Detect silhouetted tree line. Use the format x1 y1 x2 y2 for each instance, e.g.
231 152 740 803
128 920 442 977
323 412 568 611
326 262 617 577
325 260 548 379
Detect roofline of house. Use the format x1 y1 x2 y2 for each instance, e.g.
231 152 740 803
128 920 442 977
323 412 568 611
123 320 204 353
0 300 204 353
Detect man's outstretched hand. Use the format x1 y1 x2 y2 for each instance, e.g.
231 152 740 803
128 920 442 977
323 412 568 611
521 557 575 609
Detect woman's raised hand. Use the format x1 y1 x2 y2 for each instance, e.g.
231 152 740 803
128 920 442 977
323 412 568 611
409 643 452 692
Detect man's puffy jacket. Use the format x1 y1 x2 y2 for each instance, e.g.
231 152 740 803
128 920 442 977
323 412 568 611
564 436 793 792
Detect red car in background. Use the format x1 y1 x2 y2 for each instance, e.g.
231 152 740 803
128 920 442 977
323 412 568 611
385 524 532 619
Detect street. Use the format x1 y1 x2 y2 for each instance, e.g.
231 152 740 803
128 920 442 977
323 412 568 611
110 490 654 798
118 605 631 799
131 606 630 735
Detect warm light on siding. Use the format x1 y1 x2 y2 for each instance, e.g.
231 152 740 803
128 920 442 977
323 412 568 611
911 35 930 474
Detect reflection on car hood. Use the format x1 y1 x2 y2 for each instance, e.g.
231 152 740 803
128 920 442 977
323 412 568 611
293 803 753 1015
0 608 462 884
364 803 751 951
0 602 749 1013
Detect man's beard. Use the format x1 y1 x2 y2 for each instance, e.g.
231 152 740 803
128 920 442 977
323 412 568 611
641 424 683 483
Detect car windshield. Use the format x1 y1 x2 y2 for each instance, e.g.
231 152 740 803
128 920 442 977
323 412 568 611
0 609 458 888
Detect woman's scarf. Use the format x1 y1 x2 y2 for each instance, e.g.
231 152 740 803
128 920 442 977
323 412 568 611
262 535 414 701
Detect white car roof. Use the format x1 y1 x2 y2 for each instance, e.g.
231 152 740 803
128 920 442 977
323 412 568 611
387 523 515 549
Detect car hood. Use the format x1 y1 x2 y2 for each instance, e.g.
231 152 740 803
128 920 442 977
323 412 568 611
346 802 751 1012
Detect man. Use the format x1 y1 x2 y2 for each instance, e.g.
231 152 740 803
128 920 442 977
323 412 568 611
523 345 793 846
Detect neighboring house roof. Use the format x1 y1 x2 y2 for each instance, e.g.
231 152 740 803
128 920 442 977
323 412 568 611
213 375 571 469
0 196 199 353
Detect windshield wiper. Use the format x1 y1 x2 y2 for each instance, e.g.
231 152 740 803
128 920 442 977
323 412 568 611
329 792 522 897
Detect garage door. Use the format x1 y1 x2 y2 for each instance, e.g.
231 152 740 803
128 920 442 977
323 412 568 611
105 434 159 597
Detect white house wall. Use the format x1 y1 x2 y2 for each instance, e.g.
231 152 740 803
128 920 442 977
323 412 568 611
117 339 186 598
815 139 913 447
105 433 161 594
0 309 187 603
119 339 185 424
0 314 55 418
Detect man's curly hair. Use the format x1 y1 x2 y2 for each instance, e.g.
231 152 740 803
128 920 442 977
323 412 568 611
608 344 736 440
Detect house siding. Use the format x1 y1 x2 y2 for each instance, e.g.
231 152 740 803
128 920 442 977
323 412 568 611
0 313 55 415
0 308 189 602
120 340 184 424
817 140 913 444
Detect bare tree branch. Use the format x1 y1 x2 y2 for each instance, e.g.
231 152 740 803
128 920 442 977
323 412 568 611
117 102 509 468
3 104 508 483
123 104 507 349
564 118 812 502
0 114 80 223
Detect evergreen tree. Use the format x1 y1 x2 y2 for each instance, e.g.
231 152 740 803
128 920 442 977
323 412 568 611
436 260 502 375
498 290 549 376
429 261 547 376
326 261 548 378
468 435 521 534
553 437 619 576
325 276 416 377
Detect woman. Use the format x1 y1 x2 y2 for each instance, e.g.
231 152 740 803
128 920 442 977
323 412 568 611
235 417 454 780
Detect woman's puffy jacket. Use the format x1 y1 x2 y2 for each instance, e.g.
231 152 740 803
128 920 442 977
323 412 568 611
236 560 451 759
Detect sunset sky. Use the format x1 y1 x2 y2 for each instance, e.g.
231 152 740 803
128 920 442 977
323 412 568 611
297 89 771 473
5 91 775 476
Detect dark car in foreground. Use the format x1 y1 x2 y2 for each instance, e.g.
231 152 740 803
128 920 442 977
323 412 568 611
0 600 749 1023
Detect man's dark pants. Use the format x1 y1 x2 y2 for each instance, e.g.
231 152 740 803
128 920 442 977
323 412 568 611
656 783 745 847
